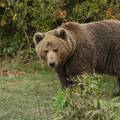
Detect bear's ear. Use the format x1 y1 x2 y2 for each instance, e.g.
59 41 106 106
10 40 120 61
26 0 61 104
55 28 67 40
33 32 44 45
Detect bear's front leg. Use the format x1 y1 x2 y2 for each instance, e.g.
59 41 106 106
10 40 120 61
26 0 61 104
55 67 74 89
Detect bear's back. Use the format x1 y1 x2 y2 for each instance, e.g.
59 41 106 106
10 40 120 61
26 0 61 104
62 20 120 76
85 20 120 75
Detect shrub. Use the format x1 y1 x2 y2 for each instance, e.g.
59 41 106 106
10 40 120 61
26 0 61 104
0 0 120 58
53 74 120 120
65 0 120 22
0 0 58 58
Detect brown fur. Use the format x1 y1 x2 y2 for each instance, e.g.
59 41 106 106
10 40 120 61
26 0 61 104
33 20 120 96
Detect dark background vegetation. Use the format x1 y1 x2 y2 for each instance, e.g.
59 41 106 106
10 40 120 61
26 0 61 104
0 0 120 59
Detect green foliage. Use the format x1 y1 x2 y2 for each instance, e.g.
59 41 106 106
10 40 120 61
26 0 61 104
0 0 120 58
66 0 120 22
53 74 120 120
0 0 58 58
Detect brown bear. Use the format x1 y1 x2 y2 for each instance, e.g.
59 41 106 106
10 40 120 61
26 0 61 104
33 20 120 96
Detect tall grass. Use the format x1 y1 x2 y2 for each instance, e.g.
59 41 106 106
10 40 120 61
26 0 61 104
53 74 120 120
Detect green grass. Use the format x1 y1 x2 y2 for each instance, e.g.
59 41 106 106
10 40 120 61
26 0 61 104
0 61 60 120
0 61 119 120
53 74 120 120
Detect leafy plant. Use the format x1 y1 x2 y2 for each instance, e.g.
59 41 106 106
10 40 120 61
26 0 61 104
0 0 58 58
53 74 120 120
0 0 120 58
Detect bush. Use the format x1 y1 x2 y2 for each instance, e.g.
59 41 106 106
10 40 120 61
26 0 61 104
0 0 59 58
53 74 120 120
65 0 120 22
0 0 120 58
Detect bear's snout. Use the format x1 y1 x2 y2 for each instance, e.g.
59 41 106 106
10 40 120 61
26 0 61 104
47 51 58 68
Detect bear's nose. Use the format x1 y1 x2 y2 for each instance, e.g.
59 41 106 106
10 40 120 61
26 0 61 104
49 62 55 67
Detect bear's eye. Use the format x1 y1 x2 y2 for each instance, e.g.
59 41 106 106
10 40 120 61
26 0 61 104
44 50 48 54
53 48 58 52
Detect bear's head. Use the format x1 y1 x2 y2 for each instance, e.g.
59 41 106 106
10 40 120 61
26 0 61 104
33 28 76 68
